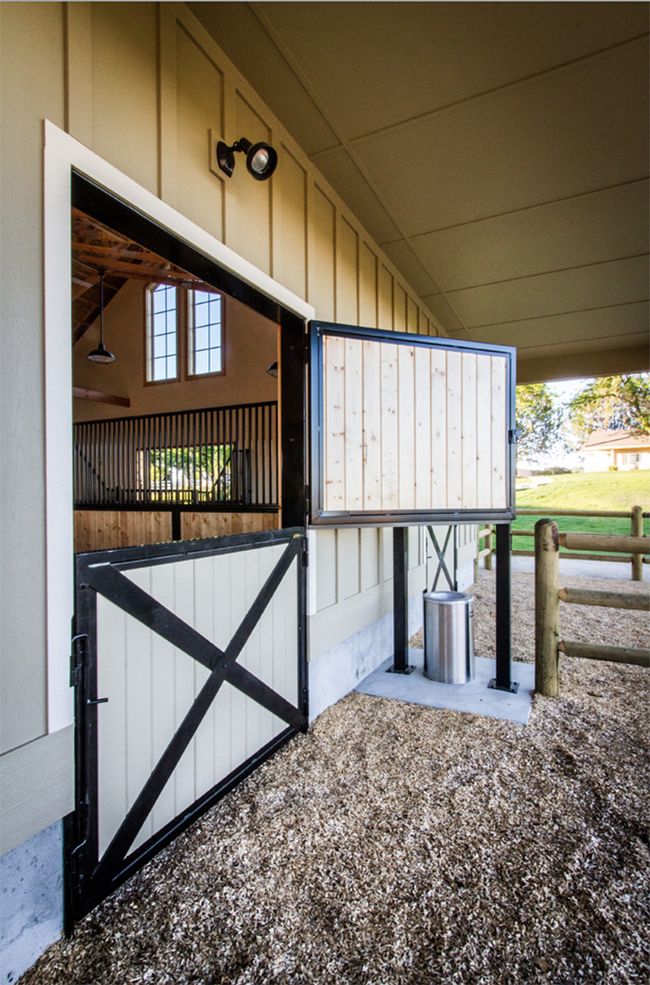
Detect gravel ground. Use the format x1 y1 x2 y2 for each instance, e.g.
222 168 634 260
21 572 649 985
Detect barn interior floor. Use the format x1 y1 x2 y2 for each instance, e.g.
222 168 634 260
356 651 534 725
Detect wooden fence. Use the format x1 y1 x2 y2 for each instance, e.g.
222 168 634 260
476 505 649 581
534 519 650 696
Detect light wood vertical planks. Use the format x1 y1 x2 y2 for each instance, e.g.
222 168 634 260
446 351 462 509
321 339 510 514
323 336 346 512
491 357 508 509
476 355 493 506
461 354 478 509
379 343 399 510
397 345 415 509
430 349 447 509
414 347 431 510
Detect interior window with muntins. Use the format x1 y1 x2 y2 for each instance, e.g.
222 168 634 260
146 284 178 382
189 289 223 376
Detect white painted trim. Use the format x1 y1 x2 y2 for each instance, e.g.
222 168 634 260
43 120 315 733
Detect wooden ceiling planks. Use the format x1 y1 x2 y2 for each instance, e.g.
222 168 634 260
71 208 202 344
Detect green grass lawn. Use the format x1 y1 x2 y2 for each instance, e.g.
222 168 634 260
511 470 649 557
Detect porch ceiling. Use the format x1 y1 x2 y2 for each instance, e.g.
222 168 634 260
190 1 649 382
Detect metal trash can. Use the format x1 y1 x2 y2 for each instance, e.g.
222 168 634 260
423 591 474 684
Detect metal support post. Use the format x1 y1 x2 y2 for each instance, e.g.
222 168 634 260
489 522 519 693
388 527 414 674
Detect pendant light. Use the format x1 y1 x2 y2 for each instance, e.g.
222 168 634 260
87 270 116 363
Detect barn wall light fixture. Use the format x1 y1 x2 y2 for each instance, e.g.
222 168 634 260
216 137 278 181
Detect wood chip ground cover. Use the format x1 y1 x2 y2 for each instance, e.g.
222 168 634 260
22 572 649 984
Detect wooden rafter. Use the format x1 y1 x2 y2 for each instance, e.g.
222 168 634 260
71 207 206 344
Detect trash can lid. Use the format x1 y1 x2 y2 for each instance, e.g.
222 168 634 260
423 591 471 604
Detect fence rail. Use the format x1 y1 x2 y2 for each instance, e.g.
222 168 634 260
476 504 648 581
74 400 278 510
534 518 650 696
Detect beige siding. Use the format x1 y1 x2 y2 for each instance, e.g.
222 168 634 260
1 1 439 762
322 338 509 514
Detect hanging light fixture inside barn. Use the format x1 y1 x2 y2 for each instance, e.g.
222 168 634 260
216 137 278 181
87 270 116 364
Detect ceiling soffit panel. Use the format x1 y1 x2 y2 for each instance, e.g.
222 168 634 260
405 179 650 292
450 256 649 327
260 2 649 140
420 295 469 337
314 147 402 244
516 334 649 361
188 1 338 154
186 3 649 376
351 40 649 237
462 301 650 348
380 240 439 298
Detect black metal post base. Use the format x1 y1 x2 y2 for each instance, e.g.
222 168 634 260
387 663 416 675
488 677 519 694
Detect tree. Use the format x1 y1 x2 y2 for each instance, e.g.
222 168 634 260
515 383 565 461
569 374 650 440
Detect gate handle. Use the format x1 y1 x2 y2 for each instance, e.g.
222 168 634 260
87 697 109 706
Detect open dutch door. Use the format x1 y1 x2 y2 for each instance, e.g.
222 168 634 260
308 320 517 688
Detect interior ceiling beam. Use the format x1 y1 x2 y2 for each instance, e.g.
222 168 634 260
72 387 131 408
71 253 201 284
71 241 168 263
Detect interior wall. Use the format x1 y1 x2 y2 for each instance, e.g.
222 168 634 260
1 0 438 763
73 284 278 420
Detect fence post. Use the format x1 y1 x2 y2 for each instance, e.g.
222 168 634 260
535 518 560 697
631 505 643 581
485 525 493 571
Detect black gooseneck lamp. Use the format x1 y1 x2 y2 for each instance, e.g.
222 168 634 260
87 269 116 364
216 137 278 181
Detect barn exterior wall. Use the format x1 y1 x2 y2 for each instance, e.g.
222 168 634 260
0 0 439 842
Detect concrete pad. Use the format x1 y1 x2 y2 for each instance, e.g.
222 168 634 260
356 649 535 725
511 554 648 582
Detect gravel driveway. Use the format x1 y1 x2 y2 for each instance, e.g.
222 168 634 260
21 572 649 985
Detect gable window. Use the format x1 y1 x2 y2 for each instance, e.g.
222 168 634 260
189 289 223 376
146 284 178 382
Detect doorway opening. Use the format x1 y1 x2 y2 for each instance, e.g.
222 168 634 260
71 173 306 554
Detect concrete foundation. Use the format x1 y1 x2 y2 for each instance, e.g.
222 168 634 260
0 822 63 985
309 593 423 722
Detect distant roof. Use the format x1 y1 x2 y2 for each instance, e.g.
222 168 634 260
583 429 650 450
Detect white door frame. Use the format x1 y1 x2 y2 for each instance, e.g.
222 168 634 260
43 120 315 734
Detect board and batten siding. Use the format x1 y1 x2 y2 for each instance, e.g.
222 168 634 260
322 339 508 514
1 1 439 773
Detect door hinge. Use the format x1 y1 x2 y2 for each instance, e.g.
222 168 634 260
70 633 88 688
508 428 520 444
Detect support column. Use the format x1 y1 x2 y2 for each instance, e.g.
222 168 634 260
489 522 518 693
388 527 414 674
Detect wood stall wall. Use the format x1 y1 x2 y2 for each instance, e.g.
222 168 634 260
74 510 278 553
